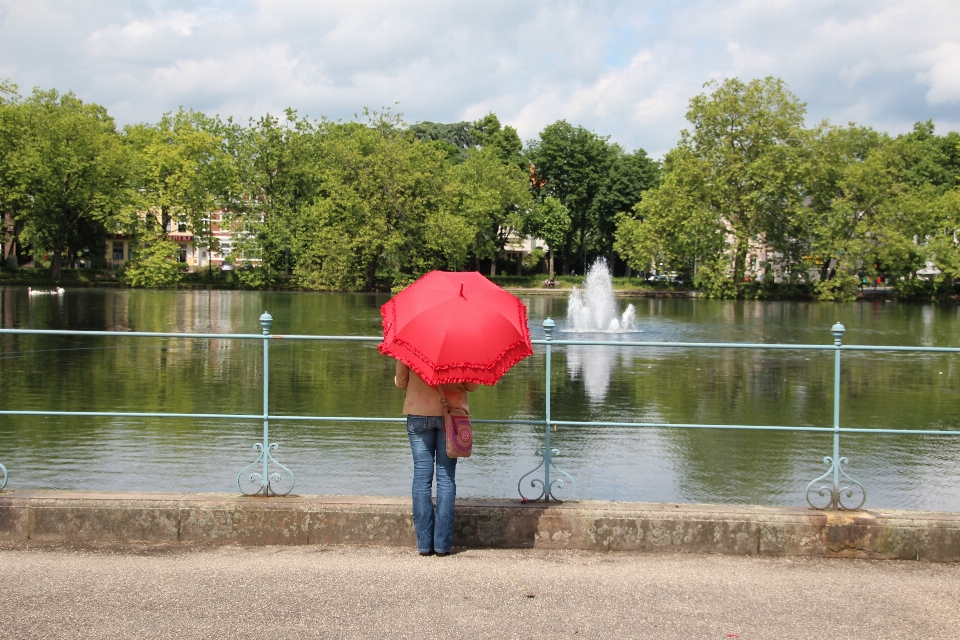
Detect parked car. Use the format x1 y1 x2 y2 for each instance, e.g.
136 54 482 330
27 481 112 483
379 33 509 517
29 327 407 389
219 263 234 272
647 273 683 284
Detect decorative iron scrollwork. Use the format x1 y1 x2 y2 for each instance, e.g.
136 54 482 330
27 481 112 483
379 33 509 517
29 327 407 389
237 442 295 496
518 448 576 502
0 461 7 490
805 456 865 510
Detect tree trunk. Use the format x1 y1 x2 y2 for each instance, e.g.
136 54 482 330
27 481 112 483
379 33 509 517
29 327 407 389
2 213 18 269
820 258 836 283
161 206 172 234
579 225 587 274
49 242 64 281
549 248 555 278
364 253 380 291
732 237 749 294
489 259 496 277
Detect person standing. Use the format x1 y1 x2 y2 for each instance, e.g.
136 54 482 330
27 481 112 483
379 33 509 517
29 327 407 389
394 360 478 556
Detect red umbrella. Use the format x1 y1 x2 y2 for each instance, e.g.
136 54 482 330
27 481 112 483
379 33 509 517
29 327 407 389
378 271 533 385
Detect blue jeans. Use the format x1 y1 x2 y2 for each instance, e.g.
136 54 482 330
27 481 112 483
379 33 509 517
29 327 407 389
406 415 457 554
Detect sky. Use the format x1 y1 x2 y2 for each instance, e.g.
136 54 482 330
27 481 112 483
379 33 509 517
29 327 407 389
0 0 958 157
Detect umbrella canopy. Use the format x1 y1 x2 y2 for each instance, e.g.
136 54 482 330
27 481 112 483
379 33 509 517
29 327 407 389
378 271 533 385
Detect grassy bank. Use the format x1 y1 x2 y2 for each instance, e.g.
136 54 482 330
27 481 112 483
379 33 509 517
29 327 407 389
0 267 943 302
0 267 297 290
488 274 684 291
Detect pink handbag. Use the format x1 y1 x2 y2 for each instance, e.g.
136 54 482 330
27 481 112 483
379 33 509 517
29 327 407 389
438 387 472 458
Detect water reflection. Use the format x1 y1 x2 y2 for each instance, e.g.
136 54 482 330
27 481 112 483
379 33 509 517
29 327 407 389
566 344 618 403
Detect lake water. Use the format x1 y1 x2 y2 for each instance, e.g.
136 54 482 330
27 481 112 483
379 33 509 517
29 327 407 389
2 286 960 511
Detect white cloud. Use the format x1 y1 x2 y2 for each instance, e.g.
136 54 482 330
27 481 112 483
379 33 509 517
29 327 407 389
1 0 959 157
918 41 960 105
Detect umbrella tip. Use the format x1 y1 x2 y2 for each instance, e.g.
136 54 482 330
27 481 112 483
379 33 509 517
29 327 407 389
460 282 465 299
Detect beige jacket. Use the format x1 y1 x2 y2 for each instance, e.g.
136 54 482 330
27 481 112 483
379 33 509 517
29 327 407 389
394 361 479 416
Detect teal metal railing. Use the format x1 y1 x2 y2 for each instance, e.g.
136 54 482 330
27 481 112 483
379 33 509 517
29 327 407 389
2 314 960 508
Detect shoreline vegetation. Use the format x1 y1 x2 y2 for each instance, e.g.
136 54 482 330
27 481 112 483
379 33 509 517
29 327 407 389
0 267 917 301
2 77 958 302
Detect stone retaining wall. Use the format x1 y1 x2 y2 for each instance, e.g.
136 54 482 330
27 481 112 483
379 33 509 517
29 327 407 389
1 491 958 561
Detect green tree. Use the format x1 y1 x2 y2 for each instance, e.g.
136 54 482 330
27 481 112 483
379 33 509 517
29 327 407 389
407 120 477 162
523 196 570 277
291 114 452 290
803 121 960 300
17 90 130 281
448 146 532 273
615 147 728 292
592 148 660 268
871 123 960 298
407 113 524 169
124 109 231 246
0 80 29 268
471 113 525 170
799 124 887 300
615 77 808 296
527 121 614 274
232 109 322 277
123 235 183 287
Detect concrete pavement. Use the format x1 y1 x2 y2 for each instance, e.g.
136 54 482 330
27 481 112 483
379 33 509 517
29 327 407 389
1 542 958 639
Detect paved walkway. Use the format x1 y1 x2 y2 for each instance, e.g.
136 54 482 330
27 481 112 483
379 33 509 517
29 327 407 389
1 543 958 639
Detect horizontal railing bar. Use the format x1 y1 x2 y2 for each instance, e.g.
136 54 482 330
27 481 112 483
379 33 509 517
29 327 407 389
551 420 833 432
267 416 541 425
265 415 402 423
538 339 833 349
550 420 960 435
544 340 959 352
835 427 960 435
0 410 538 426
841 345 960 353
3 410 958 436
0 329 264 340
4 329 959 353
0 410 264 419
271 335 383 342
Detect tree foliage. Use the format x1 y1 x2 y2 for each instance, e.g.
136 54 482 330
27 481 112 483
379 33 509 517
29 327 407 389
527 121 659 274
614 77 960 300
14 90 130 280
616 77 807 297
7 73 957 301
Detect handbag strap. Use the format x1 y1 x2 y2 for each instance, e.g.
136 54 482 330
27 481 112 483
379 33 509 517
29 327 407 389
436 386 450 415
436 385 469 417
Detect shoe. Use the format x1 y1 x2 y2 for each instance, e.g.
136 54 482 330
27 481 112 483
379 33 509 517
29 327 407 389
435 551 450 557
419 550 435 556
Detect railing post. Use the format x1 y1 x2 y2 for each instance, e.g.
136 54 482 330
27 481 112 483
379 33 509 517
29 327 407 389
237 311 294 496
518 317 576 502
805 322 865 510
543 318 553 499
261 311 271 492
831 322 843 506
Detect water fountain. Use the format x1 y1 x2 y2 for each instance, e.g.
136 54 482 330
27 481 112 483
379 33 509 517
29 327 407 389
564 259 638 402
565 258 637 332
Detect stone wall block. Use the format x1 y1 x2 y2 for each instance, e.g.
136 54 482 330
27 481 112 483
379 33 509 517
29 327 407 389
0 496 28 540
179 501 309 545
29 500 179 542
757 518 829 557
306 506 415 546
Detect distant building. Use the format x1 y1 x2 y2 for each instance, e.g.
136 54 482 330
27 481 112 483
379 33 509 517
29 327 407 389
104 211 244 270
105 234 133 269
